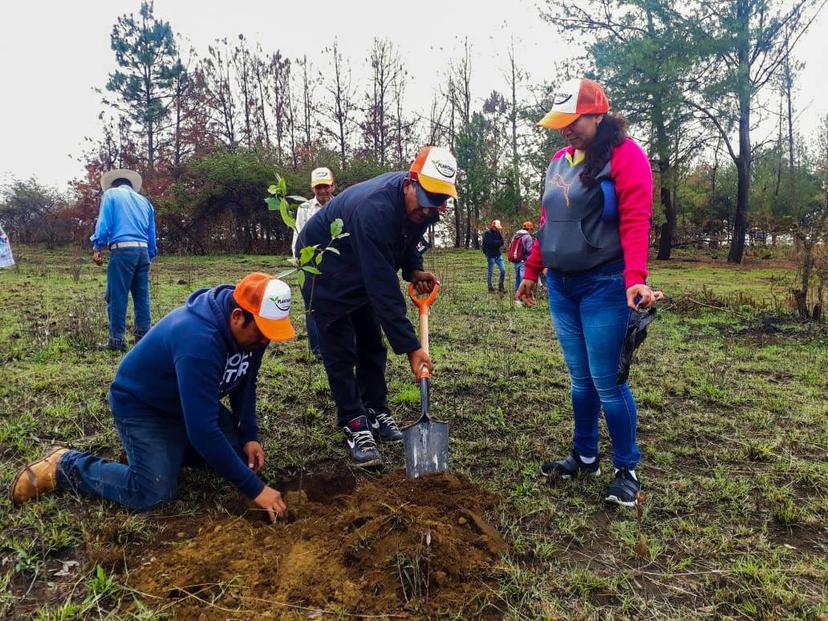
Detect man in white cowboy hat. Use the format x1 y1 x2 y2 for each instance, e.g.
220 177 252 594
91 169 157 351
291 166 335 360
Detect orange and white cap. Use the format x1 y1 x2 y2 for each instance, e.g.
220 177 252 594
311 167 334 187
232 273 296 341
409 146 458 199
537 78 609 130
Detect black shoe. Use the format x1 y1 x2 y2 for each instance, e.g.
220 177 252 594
540 450 601 479
366 408 403 443
488 286 495 293
343 416 382 467
605 468 641 507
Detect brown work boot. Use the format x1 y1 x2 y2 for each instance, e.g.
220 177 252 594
8 446 70 505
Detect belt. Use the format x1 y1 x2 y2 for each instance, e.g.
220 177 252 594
110 241 148 250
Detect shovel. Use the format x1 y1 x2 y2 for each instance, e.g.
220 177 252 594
402 282 449 479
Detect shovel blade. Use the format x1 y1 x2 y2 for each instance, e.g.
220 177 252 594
402 419 448 479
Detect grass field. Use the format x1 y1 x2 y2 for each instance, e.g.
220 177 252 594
1 246 826 620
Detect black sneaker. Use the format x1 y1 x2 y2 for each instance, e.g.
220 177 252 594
540 450 601 479
605 468 641 507
343 416 382 467
366 408 403 443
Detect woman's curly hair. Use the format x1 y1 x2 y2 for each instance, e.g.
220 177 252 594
580 114 628 188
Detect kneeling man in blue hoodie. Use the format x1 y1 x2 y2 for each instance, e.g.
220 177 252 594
9 273 295 523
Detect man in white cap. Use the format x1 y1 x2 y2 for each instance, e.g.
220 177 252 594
292 167 335 359
9 273 295 523
90 169 157 351
295 146 456 467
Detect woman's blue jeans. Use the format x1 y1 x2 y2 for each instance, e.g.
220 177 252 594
106 248 151 347
546 262 640 469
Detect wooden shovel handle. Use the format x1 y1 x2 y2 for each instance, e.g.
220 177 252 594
409 283 438 376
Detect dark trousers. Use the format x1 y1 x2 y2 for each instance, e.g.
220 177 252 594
316 304 389 427
306 311 321 357
57 391 243 511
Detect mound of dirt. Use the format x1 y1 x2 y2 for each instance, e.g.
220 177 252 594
126 470 507 619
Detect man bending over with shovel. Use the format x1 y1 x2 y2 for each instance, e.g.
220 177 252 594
9 273 295 523
295 146 457 467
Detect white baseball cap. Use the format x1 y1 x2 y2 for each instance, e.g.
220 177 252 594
310 167 334 187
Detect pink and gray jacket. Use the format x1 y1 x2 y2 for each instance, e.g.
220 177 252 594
523 138 653 289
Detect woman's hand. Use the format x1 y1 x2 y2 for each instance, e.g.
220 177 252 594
626 284 664 310
516 279 537 306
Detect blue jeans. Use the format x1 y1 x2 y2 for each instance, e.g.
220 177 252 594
56 390 244 511
514 261 526 292
546 261 640 469
486 255 506 289
106 248 151 346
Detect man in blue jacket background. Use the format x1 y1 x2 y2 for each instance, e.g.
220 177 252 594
90 169 158 351
9 273 295 523
296 146 457 467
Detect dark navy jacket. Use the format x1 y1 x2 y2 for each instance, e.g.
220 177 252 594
110 286 265 499
295 171 435 354
482 228 504 258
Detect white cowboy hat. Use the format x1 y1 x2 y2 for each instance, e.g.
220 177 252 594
101 169 142 193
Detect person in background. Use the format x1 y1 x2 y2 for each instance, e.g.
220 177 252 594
508 220 535 294
9 273 295 523
90 169 157 352
482 219 506 293
0 222 15 269
517 78 662 507
291 167 336 360
296 146 455 467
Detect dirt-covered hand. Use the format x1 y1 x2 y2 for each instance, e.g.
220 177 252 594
244 441 265 472
516 279 537 306
408 347 433 378
92 251 103 266
410 270 440 294
252 486 286 523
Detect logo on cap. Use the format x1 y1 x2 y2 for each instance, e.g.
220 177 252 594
433 160 456 178
269 294 290 313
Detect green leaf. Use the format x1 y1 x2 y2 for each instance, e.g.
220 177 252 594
264 196 279 211
302 266 322 275
299 245 316 265
297 270 305 288
330 218 344 237
335 232 350 239
276 268 297 279
279 198 295 228
278 178 287 194
267 184 279 195
288 195 309 204
315 252 324 265
326 246 341 255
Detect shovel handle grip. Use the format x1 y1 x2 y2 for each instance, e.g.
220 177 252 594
408 283 439 315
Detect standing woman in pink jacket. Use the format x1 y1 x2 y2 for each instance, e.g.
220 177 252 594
517 78 662 507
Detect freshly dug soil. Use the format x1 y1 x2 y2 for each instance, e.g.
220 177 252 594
126 470 507 619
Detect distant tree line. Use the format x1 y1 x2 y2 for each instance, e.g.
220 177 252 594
2 0 827 313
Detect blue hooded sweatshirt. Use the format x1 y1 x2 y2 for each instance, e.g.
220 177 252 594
110 285 265 499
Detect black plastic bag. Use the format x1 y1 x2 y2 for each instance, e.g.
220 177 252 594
617 307 657 385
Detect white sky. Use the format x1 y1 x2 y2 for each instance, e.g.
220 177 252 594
1 0 826 190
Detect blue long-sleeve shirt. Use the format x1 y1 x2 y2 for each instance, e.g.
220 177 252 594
110 286 265 499
90 186 157 259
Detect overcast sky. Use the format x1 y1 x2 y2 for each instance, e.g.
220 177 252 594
1 0 826 190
